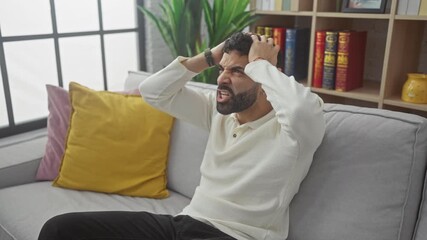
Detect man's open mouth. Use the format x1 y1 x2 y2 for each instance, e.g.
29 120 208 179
217 89 232 103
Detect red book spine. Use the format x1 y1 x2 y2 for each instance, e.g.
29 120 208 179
273 27 286 72
273 27 285 51
312 31 326 88
335 31 367 91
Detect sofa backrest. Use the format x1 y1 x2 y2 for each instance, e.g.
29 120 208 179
288 104 427 240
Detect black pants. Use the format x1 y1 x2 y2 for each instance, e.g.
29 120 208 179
38 211 236 240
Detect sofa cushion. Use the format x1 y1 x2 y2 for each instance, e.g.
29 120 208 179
413 173 427 240
0 182 190 240
289 104 427 240
53 82 174 198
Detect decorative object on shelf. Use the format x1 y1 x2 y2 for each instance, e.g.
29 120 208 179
341 0 388 13
401 73 427 104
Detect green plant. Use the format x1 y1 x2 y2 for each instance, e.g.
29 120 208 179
138 0 257 84
138 0 202 58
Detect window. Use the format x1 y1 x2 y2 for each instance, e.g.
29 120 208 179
0 0 145 137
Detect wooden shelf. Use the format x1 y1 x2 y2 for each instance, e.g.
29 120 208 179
384 96 427 112
252 0 427 118
311 81 380 103
395 15 427 21
254 10 314 16
316 12 391 19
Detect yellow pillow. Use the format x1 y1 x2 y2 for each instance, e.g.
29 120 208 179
53 82 174 198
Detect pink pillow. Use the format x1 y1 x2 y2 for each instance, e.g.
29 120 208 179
36 85 71 180
36 84 141 180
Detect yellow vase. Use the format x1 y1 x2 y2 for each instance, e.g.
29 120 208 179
401 73 427 104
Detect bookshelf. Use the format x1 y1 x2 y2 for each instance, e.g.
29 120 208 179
250 0 427 118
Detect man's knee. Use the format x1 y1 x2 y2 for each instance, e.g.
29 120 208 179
38 212 84 240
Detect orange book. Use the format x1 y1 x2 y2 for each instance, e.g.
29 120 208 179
335 31 367 92
312 31 326 88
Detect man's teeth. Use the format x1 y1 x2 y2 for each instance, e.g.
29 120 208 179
219 90 230 96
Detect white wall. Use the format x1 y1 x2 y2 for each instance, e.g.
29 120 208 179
143 1 173 73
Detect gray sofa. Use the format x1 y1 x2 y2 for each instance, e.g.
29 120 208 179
1 71 427 240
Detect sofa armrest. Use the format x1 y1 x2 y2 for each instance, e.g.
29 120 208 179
0 128 47 189
0 158 42 189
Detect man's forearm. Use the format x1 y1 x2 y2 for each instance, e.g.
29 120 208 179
180 52 211 73
138 57 212 130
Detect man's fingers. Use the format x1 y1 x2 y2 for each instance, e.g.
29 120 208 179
251 34 259 42
260 35 267 42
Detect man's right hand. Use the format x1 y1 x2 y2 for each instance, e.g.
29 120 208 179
211 41 225 66
181 41 225 73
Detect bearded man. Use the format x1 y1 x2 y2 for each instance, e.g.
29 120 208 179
38 32 325 240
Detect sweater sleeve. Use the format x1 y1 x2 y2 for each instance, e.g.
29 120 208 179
139 57 215 131
245 60 326 149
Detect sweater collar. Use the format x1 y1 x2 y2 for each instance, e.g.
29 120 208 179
231 110 275 129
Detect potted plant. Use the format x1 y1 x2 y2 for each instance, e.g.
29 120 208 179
138 0 257 84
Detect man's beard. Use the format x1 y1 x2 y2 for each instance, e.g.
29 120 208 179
216 83 258 115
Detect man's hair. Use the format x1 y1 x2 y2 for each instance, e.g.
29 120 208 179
223 32 253 56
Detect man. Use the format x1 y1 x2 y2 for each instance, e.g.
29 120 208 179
38 32 325 240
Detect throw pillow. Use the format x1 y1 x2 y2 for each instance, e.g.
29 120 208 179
52 82 174 198
36 85 71 180
36 86 140 181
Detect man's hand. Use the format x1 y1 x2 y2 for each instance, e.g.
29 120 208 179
211 41 225 65
181 41 224 73
249 35 280 66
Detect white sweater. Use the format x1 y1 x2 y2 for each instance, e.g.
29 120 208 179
139 58 325 240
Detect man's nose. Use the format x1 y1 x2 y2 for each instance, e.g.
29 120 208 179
217 71 231 85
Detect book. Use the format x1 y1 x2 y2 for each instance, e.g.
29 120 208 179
262 0 275 11
282 0 291 10
335 0 342 12
419 0 427 15
284 28 310 81
275 0 283 11
256 0 263 11
312 31 326 88
322 31 338 89
335 31 367 92
290 0 299 11
264 27 273 38
407 0 421 15
256 26 265 36
398 0 409 14
273 27 286 71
